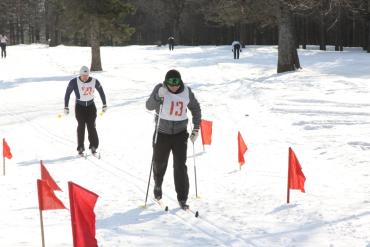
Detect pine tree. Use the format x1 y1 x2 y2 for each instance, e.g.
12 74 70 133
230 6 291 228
61 0 134 71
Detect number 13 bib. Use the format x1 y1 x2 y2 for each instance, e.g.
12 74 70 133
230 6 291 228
160 87 190 121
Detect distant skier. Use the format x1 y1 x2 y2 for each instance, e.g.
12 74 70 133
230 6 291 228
0 34 8 58
168 36 175 51
231 40 242 59
64 66 107 155
146 69 201 210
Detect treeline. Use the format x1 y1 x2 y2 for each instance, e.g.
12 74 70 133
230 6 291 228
129 0 370 52
0 0 369 51
0 0 134 47
1 0 369 72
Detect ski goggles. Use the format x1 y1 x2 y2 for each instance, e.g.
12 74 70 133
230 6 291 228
165 78 181 86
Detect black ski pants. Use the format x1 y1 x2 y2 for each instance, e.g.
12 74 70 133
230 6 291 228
152 131 189 202
1 43 6 58
75 103 98 151
233 48 240 59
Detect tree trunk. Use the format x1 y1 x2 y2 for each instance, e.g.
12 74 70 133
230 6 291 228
90 18 102 71
368 18 370 52
335 6 343 51
277 3 301 73
300 16 307 49
174 24 180 44
368 0 370 52
240 23 246 46
10 23 15 45
362 21 366 51
319 0 326 50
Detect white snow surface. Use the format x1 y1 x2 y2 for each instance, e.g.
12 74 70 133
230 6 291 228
0 44 370 247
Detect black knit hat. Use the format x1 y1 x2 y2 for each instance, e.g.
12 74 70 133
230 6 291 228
165 69 181 81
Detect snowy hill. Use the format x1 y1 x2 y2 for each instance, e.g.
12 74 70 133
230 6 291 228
0 44 369 247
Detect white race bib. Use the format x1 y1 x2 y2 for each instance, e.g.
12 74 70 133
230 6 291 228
77 78 96 101
159 87 190 121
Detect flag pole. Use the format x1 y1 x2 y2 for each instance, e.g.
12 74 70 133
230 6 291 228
39 209 46 247
287 181 290 203
2 138 5 176
287 148 291 204
37 180 46 247
68 182 78 247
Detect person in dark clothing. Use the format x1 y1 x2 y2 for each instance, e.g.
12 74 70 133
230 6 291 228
0 34 8 58
231 40 242 59
64 66 107 155
168 36 175 51
146 69 201 209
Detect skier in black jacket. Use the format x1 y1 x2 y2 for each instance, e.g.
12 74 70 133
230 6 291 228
0 34 8 58
64 66 107 155
168 36 175 51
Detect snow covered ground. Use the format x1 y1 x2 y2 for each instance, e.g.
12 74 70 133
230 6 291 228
0 44 369 247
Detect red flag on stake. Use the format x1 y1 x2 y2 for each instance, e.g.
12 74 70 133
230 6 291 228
287 147 306 203
69 182 99 247
3 138 13 175
3 138 12 159
200 120 213 146
37 179 66 210
238 131 248 168
40 160 62 191
37 179 66 247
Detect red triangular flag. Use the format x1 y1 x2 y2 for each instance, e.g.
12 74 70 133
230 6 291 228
37 179 66 211
69 182 99 247
200 120 213 145
288 147 306 192
3 138 12 159
238 132 248 166
40 160 62 191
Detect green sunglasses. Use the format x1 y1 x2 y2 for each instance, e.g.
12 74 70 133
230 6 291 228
166 77 181 86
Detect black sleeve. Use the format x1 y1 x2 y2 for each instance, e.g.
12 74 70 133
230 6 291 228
64 79 74 108
95 79 107 105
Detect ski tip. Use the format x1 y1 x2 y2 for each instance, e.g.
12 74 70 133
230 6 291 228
195 211 199 218
165 206 169 211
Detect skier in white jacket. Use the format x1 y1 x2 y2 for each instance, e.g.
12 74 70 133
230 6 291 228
231 40 242 59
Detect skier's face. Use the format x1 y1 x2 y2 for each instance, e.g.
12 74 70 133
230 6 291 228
167 84 180 93
80 75 89 82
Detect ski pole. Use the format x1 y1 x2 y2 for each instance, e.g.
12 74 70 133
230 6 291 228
144 159 154 208
192 141 198 198
144 104 162 207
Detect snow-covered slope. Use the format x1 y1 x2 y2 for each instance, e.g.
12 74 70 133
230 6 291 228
0 44 369 246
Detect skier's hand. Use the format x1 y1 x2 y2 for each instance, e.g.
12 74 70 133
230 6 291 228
64 107 69 115
157 86 167 100
189 129 199 143
102 105 107 113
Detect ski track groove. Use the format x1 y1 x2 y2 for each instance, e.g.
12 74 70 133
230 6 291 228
87 155 255 246
2 103 255 246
